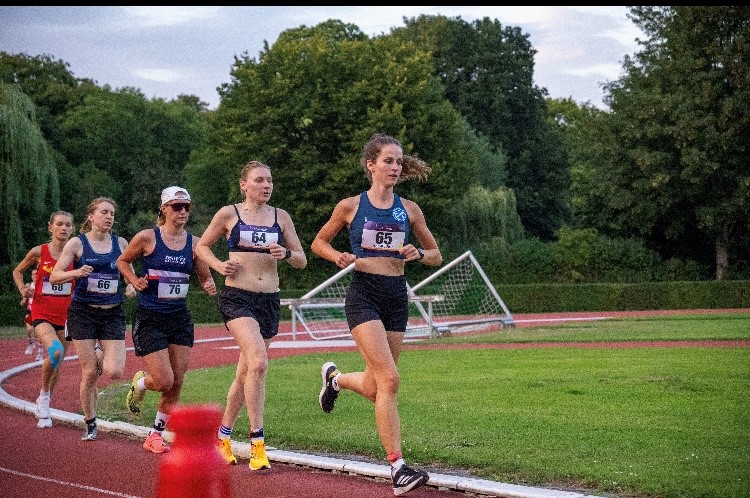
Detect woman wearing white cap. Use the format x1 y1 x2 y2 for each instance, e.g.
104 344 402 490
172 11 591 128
196 160 306 471
116 186 217 453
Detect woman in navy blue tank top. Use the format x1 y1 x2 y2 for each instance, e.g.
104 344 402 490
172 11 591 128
196 160 307 470
51 197 137 441
116 186 217 454
311 133 442 496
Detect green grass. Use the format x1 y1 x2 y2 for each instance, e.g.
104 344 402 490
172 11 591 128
95 313 750 497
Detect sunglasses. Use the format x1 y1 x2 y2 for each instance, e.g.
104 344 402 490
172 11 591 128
168 203 191 212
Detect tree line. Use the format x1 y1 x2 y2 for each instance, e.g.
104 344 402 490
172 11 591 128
1 7 748 293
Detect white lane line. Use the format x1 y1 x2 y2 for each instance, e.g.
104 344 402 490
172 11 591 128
0 466 143 497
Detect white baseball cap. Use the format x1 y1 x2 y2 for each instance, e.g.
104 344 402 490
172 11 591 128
161 186 191 205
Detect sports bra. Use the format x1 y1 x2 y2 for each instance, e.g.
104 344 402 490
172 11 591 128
227 204 285 253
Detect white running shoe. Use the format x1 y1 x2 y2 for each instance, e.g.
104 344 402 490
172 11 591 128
35 392 51 419
24 342 34 355
37 417 52 428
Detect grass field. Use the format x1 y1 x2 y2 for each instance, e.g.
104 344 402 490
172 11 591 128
49 313 750 497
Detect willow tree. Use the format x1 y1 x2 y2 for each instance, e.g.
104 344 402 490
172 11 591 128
0 83 60 265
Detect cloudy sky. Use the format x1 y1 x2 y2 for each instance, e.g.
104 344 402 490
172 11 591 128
1 6 645 110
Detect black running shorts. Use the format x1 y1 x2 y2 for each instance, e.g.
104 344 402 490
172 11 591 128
345 271 408 332
131 305 194 357
219 286 280 339
66 300 126 341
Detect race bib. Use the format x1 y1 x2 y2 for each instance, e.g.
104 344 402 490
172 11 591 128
361 221 406 252
151 271 190 299
41 277 72 296
86 272 119 294
239 225 279 249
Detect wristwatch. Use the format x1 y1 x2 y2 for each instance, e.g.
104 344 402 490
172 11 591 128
417 248 425 260
284 248 293 260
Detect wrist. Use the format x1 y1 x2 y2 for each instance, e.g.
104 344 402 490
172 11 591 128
283 248 292 260
417 248 425 260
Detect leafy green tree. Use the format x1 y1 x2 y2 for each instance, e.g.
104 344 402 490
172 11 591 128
580 6 750 279
394 15 572 240
59 89 203 237
0 52 99 148
0 83 60 265
188 19 508 279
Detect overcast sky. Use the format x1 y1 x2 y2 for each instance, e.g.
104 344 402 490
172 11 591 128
0 6 645 110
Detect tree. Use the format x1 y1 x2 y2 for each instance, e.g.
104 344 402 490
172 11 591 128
59 89 203 237
0 83 60 265
583 7 750 279
393 15 572 240
188 19 508 278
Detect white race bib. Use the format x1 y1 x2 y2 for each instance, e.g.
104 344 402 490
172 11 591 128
239 226 279 249
361 221 406 252
41 277 72 296
86 272 119 294
151 270 190 299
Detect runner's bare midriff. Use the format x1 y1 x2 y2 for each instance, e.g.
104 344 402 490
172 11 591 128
225 251 280 293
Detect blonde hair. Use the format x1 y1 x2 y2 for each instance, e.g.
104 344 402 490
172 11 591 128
80 197 117 233
360 133 431 184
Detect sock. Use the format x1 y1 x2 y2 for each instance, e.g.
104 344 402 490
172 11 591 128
218 424 233 440
331 374 340 391
85 417 97 427
39 389 50 397
250 427 264 443
137 376 147 391
391 458 405 470
152 411 168 434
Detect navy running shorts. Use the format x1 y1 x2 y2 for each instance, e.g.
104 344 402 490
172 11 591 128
219 286 280 339
66 300 126 341
345 271 408 332
131 305 194 357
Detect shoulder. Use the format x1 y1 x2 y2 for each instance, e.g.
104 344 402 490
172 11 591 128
132 228 156 243
211 204 237 222
338 195 360 210
399 197 424 219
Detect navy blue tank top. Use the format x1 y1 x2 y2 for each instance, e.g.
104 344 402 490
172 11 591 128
72 233 124 305
138 228 193 312
349 192 410 259
227 205 285 253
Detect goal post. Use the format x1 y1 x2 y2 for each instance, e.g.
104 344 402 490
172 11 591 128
283 250 513 340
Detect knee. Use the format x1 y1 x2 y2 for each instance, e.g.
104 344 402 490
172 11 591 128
151 375 175 393
379 370 400 395
47 339 64 369
247 358 268 378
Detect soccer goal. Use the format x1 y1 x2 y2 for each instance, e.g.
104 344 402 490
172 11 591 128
283 250 514 340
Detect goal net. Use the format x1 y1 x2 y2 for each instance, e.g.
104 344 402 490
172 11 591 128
284 250 514 340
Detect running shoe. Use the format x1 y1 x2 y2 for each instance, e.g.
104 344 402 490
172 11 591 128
126 370 146 414
35 392 51 419
249 440 270 471
217 438 237 465
24 341 34 355
143 431 170 453
37 418 52 429
81 421 97 441
95 342 103 377
319 361 340 413
391 464 430 496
